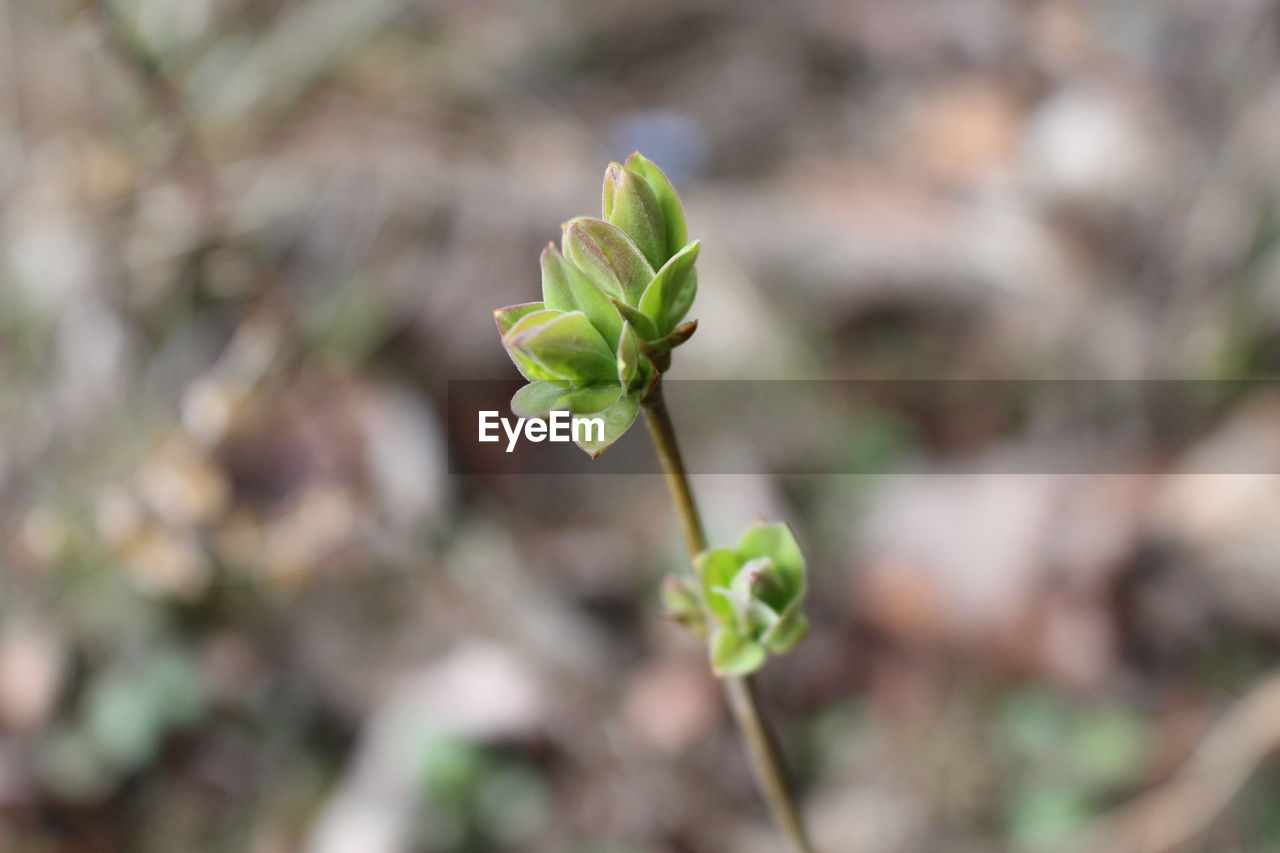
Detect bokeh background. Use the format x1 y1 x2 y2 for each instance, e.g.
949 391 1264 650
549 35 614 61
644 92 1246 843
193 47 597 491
5 1 1280 850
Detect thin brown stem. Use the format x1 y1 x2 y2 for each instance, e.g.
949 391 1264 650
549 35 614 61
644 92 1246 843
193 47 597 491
641 381 707 556
724 675 816 853
641 380 816 853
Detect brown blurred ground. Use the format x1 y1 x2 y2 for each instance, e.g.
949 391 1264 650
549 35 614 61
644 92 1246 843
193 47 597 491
4 1 1280 851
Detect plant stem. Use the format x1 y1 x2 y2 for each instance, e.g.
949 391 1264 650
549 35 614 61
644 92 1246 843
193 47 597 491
641 380 816 853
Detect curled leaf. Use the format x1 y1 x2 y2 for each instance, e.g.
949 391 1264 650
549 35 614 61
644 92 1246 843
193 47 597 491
687 522 809 676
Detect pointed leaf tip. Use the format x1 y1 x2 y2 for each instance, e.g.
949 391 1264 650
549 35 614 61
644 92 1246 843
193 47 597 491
622 153 688 259
602 161 666 269
494 301 545 336
572 390 640 457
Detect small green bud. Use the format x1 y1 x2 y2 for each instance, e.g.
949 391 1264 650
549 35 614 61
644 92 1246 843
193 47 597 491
621 152 688 263
615 321 644 388
661 575 706 636
692 522 809 676
492 154 698 458
645 320 698 354
732 557 788 612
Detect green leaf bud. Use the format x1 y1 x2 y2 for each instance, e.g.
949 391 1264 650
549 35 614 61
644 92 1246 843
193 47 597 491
492 155 699 458
661 575 706 636
622 152 688 262
616 321 642 388
689 523 809 676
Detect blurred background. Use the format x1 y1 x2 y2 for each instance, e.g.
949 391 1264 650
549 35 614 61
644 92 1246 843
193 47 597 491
4 0 1280 850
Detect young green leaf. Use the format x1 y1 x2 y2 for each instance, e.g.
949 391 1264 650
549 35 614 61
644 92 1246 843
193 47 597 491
539 243 575 313
611 298 659 341
504 310 617 383
646 319 698 353
711 625 767 676
616 322 642 387
540 243 623 349
695 547 741 625
511 380 573 418
713 581 780 638
560 383 625 415
512 380 623 419
563 218 655 304
574 390 640 457
603 163 667 270
638 241 700 336
761 607 809 654
736 523 806 605
493 301 546 336
500 309 569 380
662 267 696 338
624 152 688 260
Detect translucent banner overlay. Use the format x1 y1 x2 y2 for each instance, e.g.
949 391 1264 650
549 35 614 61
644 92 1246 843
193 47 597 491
447 380 1280 475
